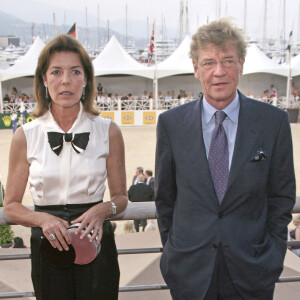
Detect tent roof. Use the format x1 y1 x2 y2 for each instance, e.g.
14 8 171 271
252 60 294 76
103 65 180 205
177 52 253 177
156 36 194 79
93 35 153 79
291 53 300 77
0 36 45 82
243 44 288 76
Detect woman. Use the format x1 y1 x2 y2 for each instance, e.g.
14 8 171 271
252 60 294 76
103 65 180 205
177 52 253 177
290 214 300 257
4 34 128 299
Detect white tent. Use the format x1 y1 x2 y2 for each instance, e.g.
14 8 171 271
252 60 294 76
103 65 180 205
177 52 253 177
0 36 45 112
156 36 194 79
0 36 45 82
243 44 288 76
291 53 300 77
93 35 153 79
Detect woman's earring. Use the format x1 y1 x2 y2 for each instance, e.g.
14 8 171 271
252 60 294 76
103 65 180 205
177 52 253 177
81 85 86 101
45 84 49 100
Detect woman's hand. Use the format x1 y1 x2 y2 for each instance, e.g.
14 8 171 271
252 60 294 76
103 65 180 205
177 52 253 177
71 202 111 243
41 213 71 251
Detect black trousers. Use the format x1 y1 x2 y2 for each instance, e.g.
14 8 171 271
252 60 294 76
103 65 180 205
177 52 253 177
204 245 275 300
134 219 147 232
31 202 120 300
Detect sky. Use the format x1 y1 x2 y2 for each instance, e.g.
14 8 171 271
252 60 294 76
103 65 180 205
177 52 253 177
1 0 300 43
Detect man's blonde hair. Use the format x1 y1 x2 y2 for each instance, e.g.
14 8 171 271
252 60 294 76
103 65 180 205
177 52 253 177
189 18 247 65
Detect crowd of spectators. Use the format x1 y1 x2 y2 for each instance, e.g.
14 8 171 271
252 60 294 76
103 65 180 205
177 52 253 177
4 81 300 110
3 87 35 106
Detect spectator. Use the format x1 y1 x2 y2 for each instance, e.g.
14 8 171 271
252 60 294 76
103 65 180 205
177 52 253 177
141 91 148 100
165 91 172 101
97 82 103 93
132 167 144 185
171 90 176 99
145 170 155 191
128 174 154 232
246 91 254 98
112 93 119 101
14 94 22 104
13 236 27 248
269 84 277 98
11 87 18 100
290 214 300 257
158 91 164 99
293 85 299 99
3 94 10 103
261 89 269 102
121 92 128 100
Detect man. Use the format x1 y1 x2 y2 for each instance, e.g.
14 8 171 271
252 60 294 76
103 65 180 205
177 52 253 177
128 174 154 232
132 166 144 185
155 18 295 300
145 170 155 191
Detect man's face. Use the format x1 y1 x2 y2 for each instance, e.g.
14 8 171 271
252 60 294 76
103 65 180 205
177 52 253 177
136 169 141 176
194 41 244 110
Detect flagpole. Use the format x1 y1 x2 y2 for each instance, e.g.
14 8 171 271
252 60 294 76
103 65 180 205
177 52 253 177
154 20 158 109
286 26 293 108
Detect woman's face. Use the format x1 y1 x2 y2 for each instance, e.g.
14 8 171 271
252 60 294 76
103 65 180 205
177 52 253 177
43 51 86 110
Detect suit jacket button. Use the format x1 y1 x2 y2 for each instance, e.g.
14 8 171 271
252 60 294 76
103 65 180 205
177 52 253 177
218 212 223 219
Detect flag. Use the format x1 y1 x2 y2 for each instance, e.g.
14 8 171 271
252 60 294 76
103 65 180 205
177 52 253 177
148 21 155 62
287 29 293 53
67 23 77 39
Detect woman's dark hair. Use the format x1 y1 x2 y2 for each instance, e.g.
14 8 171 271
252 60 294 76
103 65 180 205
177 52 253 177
33 34 99 117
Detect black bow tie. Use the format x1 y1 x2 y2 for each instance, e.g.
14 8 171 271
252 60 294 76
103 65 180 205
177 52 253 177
47 132 90 156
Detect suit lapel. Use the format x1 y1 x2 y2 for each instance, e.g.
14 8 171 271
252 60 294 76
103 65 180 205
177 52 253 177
182 98 219 204
225 93 261 199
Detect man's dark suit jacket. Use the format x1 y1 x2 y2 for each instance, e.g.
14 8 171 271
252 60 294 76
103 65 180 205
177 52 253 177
147 177 155 191
155 92 295 300
128 183 154 202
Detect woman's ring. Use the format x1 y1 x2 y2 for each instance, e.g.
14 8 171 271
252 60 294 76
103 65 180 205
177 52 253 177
94 226 99 230
49 233 56 241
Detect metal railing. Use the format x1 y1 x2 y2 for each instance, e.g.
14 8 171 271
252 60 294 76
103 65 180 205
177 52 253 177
2 96 299 114
0 199 300 298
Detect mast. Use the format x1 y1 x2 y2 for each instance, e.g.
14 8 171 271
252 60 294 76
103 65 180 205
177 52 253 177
263 0 267 52
185 0 189 37
125 3 128 51
53 13 56 36
97 3 100 49
31 23 35 44
216 0 220 19
298 0 300 51
180 0 183 42
64 11 66 32
107 20 110 43
85 6 88 47
147 16 149 44
283 0 286 58
243 0 247 32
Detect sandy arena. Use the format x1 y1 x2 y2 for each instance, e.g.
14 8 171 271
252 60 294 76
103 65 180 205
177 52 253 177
0 124 300 299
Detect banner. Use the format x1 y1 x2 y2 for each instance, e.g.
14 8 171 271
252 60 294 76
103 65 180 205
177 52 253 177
143 111 156 124
121 111 134 125
100 111 115 121
0 113 34 129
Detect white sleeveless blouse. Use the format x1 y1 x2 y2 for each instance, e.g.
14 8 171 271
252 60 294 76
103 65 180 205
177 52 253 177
22 104 111 206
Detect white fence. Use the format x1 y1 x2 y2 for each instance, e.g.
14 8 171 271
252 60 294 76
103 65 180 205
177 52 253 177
2 97 300 115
